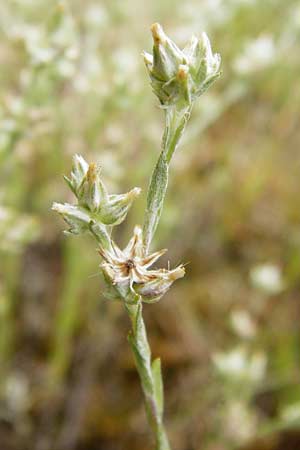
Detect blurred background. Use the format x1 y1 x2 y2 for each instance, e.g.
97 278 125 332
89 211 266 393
1 0 300 449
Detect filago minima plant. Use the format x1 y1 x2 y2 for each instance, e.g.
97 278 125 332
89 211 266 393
53 23 221 450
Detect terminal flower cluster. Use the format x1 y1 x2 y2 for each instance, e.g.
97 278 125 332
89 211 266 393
143 23 221 107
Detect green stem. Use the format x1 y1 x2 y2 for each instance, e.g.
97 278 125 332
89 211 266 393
88 219 112 248
143 105 191 252
125 301 171 450
138 105 192 446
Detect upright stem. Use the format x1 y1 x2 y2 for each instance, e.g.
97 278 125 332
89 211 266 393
125 301 171 450
136 103 191 448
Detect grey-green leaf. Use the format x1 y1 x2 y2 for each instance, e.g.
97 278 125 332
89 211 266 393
152 357 164 418
143 152 169 252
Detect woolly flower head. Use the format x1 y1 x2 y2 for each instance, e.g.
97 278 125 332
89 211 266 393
143 23 221 106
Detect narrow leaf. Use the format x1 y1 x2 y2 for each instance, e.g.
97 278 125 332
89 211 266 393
152 357 164 418
143 152 169 251
128 333 153 395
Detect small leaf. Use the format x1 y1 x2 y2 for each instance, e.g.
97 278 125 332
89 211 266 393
63 175 76 195
128 333 153 396
143 152 168 251
89 221 112 250
152 357 164 418
134 303 151 357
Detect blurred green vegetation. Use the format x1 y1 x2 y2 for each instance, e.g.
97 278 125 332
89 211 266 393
1 0 300 449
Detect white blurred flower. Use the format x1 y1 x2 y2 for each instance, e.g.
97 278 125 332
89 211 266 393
9 24 55 65
5 96 25 116
65 46 79 61
30 46 56 64
250 263 284 294
10 24 42 46
1 119 17 133
51 17 76 47
291 4 300 29
234 35 276 74
281 402 300 423
105 124 125 145
84 55 102 76
231 309 257 339
73 74 90 93
213 347 266 382
73 53 103 92
0 206 39 252
85 4 108 27
57 59 76 78
5 372 29 414
225 401 256 443
113 47 139 85
213 347 246 376
0 206 10 221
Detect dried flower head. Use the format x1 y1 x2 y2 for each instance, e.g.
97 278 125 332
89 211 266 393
100 225 185 303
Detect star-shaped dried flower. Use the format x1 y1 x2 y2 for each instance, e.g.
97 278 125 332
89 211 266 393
99 225 185 303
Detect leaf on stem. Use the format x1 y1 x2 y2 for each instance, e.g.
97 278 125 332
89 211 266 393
143 152 169 252
152 357 164 419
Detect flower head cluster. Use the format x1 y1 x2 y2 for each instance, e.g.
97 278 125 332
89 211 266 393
100 226 185 303
143 23 221 107
52 154 141 235
52 156 184 304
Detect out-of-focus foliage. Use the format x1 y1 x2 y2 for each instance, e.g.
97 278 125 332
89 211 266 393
1 0 300 449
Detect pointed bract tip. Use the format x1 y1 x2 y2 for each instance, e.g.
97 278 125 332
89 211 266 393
150 23 166 45
52 202 62 212
72 153 89 172
177 64 189 80
73 153 84 162
129 187 142 199
133 224 143 235
142 51 153 66
168 265 185 281
87 162 98 183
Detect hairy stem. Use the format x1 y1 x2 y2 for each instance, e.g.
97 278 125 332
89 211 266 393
125 301 171 450
139 104 191 446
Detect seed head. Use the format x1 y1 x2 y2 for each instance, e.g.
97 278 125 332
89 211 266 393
100 225 185 303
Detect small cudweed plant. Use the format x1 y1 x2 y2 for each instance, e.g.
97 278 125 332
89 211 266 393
53 23 221 450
